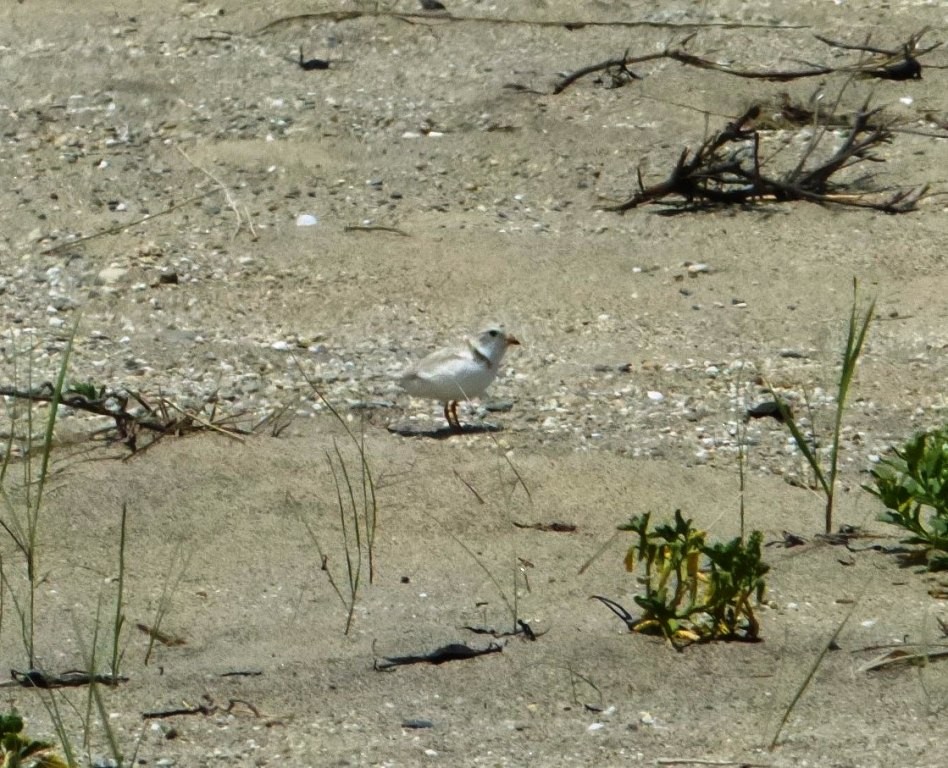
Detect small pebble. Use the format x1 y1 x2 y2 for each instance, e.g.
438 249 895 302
402 719 434 729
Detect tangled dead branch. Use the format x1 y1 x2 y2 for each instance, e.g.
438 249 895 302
605 101 929 213
0 382 254 456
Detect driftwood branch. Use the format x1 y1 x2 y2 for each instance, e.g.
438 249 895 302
8 668 128 689
555 28 938 93
253 11 806 37
604 101 929 214
554 45 830 94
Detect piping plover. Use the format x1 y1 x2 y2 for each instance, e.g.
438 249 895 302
399 324 521 432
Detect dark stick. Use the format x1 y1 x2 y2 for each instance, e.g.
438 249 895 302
553 54 651 93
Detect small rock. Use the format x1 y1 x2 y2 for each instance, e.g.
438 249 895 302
402 719 434 729
96 266 128 285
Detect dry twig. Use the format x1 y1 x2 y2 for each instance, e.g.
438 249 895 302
343 224 411 236
858 646 948 672
39 189 218 255
656 760 771 767
143 695 262 720
177 145 257 240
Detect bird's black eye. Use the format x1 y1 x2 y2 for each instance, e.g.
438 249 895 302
489 329 499 337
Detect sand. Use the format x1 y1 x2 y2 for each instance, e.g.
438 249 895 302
0 1 946 766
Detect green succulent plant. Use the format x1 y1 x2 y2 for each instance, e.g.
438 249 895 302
866 425 948 571
0 710 69 768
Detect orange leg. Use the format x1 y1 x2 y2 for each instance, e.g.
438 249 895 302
444 400 463 432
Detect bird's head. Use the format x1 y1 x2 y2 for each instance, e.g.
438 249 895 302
474 324 521 365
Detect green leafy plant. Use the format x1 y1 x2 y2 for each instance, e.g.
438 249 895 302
702 531 768 639
62 381 102 402
596 510 769 647
865 425 948 570
0 709 68 768
768 278 874 534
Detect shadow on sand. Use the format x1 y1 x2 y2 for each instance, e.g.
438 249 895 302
387 421 504 439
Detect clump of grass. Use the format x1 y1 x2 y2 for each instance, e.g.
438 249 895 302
299 437 376 635
142 544 192 665
295 359 378 635
0 324 77 667
866 424 948 570
83 600 124 763
768 278 875 534
444 442 535 636
421 504 525 635
1 328 138 765
34 503 135 768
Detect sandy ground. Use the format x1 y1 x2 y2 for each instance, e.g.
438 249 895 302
1 1 947 766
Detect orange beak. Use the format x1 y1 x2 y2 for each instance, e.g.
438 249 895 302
507 334 521 346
